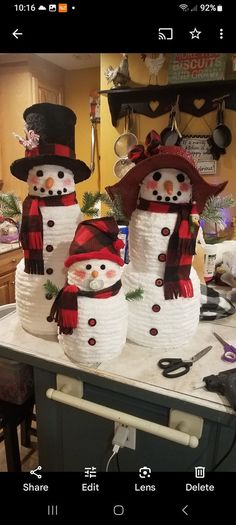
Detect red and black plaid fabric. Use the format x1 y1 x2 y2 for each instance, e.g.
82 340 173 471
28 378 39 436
68 217 119 260
49 280 122 334
20 192 77 275
137 198 199 299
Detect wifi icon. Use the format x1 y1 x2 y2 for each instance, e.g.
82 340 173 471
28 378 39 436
179 4 189 10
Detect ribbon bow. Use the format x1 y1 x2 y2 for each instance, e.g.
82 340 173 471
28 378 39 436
128 130 161 164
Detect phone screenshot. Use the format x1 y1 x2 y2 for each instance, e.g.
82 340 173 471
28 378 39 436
0 0 236 520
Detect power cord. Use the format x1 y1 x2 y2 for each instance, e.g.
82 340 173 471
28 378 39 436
105 424 129 472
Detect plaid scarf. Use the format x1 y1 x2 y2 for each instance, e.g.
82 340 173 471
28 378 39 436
137 198 199 299
20 192 77 275
49 280 122 334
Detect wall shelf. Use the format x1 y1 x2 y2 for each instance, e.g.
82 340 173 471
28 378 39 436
100 80 236 126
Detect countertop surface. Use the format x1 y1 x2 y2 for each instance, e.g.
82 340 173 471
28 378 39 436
0 242 21 254
0 310 236 415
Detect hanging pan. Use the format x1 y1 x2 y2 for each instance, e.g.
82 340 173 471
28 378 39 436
160 96 182 146
212 100 232 149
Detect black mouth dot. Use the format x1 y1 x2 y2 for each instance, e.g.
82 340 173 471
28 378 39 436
165 197 170 202
173 196 178 201
153 190 158 196
57 190 62 195
177 191 182 196
63 188 67 193
157 195 162 201
40 188 45 193
48 190 53 195
33 186 37 191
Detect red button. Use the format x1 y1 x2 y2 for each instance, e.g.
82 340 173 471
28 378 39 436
149 328 158 336
161 227 170 236
88 318 97 327
158 253 166 262
152 304 160 313
155 279 163 287
88 338 96 346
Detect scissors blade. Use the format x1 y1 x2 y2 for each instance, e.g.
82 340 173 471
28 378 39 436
191 346 213 363
212 332 228 347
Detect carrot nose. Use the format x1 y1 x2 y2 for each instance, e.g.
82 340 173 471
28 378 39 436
45 177 54 189
92 270 99 278
164 180 173 195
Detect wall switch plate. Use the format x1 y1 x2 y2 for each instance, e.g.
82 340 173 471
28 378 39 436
169 409 203 439
57 374 83 398
114 423 136 450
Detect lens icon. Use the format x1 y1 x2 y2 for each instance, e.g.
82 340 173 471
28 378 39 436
113 505 125 516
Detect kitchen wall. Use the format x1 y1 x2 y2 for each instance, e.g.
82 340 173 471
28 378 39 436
100 54 236 214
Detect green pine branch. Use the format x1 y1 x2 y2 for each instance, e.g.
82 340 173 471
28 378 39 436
200 195 236 226
103 194 129 223
125 288 144 301
81 191 105 217
43 280 59 298
0 193 22 218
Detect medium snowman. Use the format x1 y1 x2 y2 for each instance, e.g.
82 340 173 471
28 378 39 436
10 103 90 336
107 139 227 351
50 217 128 364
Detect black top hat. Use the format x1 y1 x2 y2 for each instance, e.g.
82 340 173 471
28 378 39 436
10 103 91 183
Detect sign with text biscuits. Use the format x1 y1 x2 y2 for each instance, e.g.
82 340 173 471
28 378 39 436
168 53 226 84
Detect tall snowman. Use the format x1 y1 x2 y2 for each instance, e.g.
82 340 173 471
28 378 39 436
11 103 90 336
49 217 128 364
106 138 227 350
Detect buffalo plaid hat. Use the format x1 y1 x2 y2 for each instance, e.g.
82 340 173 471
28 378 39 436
64 217 124 268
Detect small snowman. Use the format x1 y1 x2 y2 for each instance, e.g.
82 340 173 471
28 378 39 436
50 217 128 364
11 103 90 336
106 136 227 351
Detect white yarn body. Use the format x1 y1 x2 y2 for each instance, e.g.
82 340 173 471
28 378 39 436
60 290 128 364
16 204 82 336
122 209 200 350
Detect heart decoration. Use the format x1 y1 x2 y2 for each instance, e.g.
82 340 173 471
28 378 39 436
149 100 159 112
193 98 206 110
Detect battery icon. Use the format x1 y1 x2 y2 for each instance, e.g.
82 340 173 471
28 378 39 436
217 4 223 11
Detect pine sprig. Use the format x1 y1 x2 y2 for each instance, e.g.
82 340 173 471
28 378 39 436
103 194 129 223
81 191 104 217
0 193 22 218
43 280 59 298
200 195 236 227
125 288 144 301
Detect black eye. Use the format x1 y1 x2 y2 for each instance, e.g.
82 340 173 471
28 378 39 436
36 170 43 177
58 171 64 178
100 264 106 270
86 264 92 270
153 171 162 181
177 173 185 183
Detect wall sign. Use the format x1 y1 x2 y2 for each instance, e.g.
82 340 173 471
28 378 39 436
168 53 226 84
180 135 216 175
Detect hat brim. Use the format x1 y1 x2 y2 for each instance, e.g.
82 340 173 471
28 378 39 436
10 155 91 184
65 251 124 268
106 153 227 217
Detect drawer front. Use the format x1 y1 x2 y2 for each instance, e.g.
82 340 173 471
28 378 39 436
0 248 23 276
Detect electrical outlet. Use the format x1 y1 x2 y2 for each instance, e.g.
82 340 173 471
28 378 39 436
114 423 136 450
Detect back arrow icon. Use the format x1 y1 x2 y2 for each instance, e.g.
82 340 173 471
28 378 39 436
182 505 189 516
13 29 23 39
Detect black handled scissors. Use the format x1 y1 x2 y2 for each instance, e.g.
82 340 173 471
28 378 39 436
158 345 213 378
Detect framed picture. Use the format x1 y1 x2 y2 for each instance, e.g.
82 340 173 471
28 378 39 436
168 53 226 84
180 135 217 175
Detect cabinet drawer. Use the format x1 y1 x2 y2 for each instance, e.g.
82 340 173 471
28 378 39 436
0 248 23 276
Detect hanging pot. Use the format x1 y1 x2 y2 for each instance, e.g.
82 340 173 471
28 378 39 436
212 100 232 149
160 96 181 146
113 158 135 179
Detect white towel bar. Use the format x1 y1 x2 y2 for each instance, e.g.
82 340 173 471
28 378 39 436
46 388 199 448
